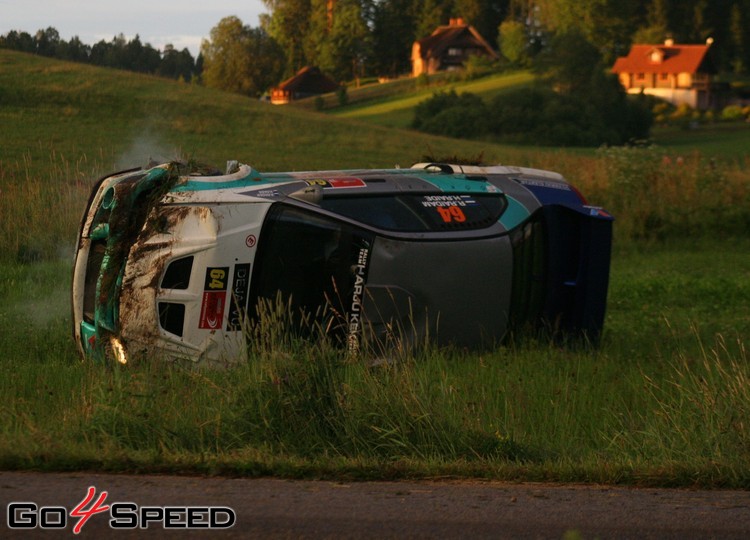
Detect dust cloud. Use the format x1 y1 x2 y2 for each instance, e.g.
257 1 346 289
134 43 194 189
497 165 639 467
114 132 180 171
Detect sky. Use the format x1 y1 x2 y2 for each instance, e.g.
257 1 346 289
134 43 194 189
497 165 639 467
0 0 267 57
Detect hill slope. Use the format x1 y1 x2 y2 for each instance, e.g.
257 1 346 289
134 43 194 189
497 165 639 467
329 71 535 129
0 50 525 176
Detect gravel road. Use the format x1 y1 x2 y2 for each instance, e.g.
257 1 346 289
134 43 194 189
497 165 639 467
2 471 749 538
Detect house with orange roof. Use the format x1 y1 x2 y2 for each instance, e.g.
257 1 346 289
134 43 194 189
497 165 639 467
611 39 719 109
411 18 498 77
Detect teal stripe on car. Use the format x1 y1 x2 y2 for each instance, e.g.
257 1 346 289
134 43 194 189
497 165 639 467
416 174 501 193
500 195 530 230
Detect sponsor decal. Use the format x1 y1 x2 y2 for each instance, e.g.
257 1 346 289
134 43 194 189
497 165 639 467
516 178 571 191
245 234 257 248
305 177 366 189
199 267 228 329
238 188 280 199
227 263 251 331
6 486 236 533
420 194 477 207
585 206 612 218
421 195 477 223
347 245 371 353
255 189 280 198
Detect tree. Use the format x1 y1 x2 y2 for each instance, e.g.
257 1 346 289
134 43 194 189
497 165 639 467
534 30 602 95
159 44 196 82
632 0 671 44
414 0 449 41
534 0 640 62
454 0 508 47
310 0 371 81
201 16 285 97
59 36 91 62
34 27 60 56
729 2 746 73
370 0 417 76
263 0 313 75
498 18 528 65
0 30 36 53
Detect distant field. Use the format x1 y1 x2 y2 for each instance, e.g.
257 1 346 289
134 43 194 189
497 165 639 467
0 50 515 176
652 122 750 160
1 50 749 486
325 69 750 161
330 71 535 129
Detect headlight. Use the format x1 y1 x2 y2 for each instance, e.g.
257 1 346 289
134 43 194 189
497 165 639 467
110 337 128 365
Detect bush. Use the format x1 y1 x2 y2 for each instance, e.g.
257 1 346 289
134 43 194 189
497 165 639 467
412 90 490 138
462 54 498 80
412 77 652 147
336 86 348 106
721 104 745 121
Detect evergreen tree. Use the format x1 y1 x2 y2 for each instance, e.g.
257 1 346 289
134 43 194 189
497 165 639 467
633 0 671 43
371 0 418 77
729 2 747 73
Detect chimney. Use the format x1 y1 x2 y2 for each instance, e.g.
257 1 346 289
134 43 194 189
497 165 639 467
449 17 465 26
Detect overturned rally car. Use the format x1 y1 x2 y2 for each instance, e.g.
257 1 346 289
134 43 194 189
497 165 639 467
72 160 613 364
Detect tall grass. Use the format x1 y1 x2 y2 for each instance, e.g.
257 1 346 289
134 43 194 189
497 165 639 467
2 309 750 486
611 332 750 484
2 145 749 263
0 151 106 262
2 50 750 484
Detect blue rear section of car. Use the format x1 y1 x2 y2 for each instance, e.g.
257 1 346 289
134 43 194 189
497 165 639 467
513 179 613 342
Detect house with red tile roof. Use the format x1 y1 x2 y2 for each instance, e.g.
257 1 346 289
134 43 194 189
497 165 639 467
271 66 340 105
411 18 498 77
612 39 719 109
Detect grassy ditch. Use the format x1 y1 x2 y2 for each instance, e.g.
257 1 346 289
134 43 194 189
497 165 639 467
1 238 749 486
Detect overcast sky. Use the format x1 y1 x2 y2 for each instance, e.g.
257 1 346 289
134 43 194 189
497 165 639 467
0 0 267 57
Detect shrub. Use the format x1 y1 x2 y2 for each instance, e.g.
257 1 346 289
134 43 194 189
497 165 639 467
462 54 497 80
336 86 348 106
412 90 490 138
721 104 745 121
489 86 651 146
412 77 652 147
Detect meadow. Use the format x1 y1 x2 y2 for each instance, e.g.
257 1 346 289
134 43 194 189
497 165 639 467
1 50 749 486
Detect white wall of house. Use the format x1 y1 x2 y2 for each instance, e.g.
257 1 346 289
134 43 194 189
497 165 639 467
626 87 700 108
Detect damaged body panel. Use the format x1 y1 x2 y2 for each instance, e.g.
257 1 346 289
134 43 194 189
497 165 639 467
72 161 613 364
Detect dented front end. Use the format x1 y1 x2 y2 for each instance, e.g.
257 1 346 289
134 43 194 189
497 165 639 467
72 162 270 365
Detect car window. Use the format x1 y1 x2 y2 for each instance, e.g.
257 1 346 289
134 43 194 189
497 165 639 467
320 194 507 232
249 205 374 337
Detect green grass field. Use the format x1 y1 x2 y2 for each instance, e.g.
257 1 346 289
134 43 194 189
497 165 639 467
1 50 750 486
329 71 535 129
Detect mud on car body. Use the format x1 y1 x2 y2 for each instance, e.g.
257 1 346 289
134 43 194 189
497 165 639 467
72 160 613 365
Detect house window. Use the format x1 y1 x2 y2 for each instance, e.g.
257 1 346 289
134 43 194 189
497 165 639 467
448 48 461 57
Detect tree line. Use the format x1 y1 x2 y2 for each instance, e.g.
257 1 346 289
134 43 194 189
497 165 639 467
0 27 200 82
258 0 750 79
3 0 750 98
201 0 750 97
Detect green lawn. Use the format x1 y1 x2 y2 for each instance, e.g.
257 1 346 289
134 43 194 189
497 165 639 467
652 122 750 160
1 50 750 486
330 71 535 129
